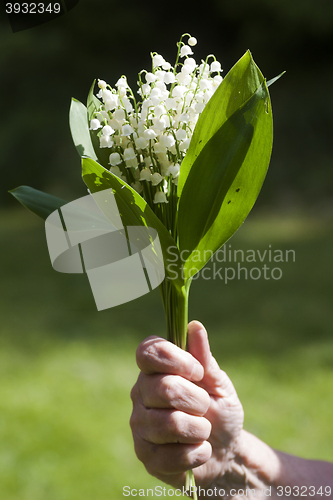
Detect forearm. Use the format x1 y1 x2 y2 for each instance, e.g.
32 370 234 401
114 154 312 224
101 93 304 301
233 430 333 499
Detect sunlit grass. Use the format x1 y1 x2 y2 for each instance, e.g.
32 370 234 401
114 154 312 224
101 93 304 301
1 208 332 498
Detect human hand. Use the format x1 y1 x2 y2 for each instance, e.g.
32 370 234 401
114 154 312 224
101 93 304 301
130 321 245 490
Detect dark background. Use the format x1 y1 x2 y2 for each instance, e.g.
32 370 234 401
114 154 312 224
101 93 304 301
1 0 332 211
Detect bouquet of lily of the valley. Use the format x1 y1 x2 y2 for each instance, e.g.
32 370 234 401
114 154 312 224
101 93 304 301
11 34 280 497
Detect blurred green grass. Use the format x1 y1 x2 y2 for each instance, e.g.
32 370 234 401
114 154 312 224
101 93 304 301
0 208 333 499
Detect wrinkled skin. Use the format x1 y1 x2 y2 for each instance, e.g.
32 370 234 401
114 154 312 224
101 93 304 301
130 321 245 490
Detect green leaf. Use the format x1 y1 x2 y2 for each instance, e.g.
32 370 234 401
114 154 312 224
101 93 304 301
86 80 111 169
81 158 184 289
178 50 264 198
9 186 68 220
267 71 286 87
178 78 273 280
69 98 98 160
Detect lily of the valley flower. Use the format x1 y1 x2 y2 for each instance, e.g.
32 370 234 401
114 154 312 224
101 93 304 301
90 34 223 204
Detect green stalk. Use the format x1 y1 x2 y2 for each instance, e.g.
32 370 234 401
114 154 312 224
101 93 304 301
159 277 197 499
160 278 190 349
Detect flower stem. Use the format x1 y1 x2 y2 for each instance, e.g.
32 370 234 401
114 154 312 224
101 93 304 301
159 277 197 499
160 278 191 349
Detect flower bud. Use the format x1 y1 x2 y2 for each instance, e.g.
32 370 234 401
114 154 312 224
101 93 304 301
98 79 107 89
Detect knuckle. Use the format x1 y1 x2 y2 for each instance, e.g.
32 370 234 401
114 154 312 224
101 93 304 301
192 442 212 468
136 336 164 370
133 438 152 465
130 383 138 403
160 375 180 403
129 409 139 431
167 410 185 436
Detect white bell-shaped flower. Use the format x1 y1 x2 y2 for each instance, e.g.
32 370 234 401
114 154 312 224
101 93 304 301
146 72 157 84
184 58 196 72
180 45 193 57
167 163 180 179
101 89 113 101
214 75 223 85
90 119 101 130
153 54 165 68
153 142 167 154
160 134 175 149
102 125 114 136
151 172 163 186
164 72 176 84
153 191 168 204
153 116 168 131
122 124 134 136
125 157 138 169
173 85 186 98
179 138 191 152
114 108 126 121
211 61 221 73
109 152 122 166
104 95 119 111
140 168 153 181
116 77 127 88
176 128 187 141
110 166 124 179
124 147 136 161
162 61 171 70
100 135 113 148
135 137 149 149
143 128 157 140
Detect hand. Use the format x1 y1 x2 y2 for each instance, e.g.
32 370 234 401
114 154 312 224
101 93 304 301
130 321 245 490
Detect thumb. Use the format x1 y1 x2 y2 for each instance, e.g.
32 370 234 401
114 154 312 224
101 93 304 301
187 321 223 392
187 321 244 447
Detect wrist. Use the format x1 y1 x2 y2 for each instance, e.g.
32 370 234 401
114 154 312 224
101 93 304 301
234 430 281 486
200 431 278 498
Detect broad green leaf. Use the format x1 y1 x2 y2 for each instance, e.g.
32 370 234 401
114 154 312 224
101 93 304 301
9 186 68 220
86 81 111 169
178 51 264 198
178 80 273 280
81 158 184 290
69 98 98 160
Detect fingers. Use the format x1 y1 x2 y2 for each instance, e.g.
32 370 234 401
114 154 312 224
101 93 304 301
131 403 212 445
136 335 204 382
133 438 212 477
130 367 213 478
135 372 211 416
131 325 244 481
